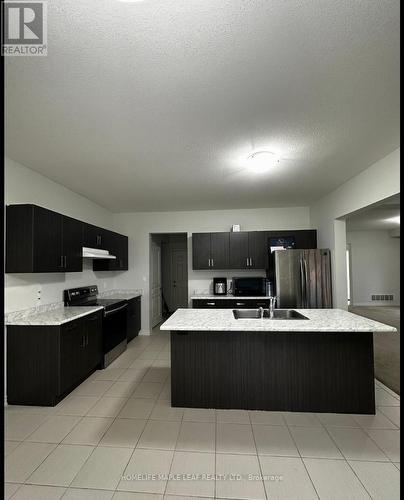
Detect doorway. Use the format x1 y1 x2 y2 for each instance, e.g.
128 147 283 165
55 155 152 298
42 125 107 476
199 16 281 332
344 193 400 393
150 233 188 328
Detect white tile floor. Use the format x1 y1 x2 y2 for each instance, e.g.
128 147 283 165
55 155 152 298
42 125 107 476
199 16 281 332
4 329 400 500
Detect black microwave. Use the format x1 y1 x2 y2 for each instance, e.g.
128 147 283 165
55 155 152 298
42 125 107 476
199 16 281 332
232 277 267 296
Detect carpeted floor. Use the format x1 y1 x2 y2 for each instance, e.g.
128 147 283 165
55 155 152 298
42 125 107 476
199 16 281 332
349 306 400 394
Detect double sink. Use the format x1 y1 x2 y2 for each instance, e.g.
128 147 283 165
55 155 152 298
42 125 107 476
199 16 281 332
233 309 309 320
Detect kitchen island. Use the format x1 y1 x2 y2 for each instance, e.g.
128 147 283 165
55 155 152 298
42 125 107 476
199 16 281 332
160 308 396 414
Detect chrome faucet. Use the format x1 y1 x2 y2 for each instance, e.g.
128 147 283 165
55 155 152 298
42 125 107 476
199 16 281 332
268 296 277 319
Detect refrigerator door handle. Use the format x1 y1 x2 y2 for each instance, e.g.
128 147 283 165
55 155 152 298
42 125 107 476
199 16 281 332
299 258 304 307
303 257 309 308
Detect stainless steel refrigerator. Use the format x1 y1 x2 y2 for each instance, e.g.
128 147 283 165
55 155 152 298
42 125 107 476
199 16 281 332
274 249 332 308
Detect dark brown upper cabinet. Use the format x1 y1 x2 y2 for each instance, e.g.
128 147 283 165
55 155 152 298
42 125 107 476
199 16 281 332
229 231 268 269
192 230 317 270
6 204 83 273
83 223 108 249
192 232 230 270
92 230 128 271
6 204 129 274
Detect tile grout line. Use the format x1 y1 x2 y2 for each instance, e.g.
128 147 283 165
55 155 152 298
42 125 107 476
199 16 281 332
283 417 321 500
248 410 270 500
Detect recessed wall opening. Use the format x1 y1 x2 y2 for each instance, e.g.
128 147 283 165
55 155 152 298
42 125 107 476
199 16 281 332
149 233 188 329
344 193 400 394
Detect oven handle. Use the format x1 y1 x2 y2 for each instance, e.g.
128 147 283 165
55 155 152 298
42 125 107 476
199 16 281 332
104 303 128 317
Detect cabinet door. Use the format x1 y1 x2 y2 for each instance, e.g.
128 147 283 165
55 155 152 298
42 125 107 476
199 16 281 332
118 235 129 270
83 223 105 248
62 216 83 272
127 297 141 341
60 320 85 394
112 233 129 270
210 233 230 269
192 233 211 270
229 232 249 269
248 231 268 269
294 230 317 249
33 206 63 272
93 231 128 271
83 312 103 372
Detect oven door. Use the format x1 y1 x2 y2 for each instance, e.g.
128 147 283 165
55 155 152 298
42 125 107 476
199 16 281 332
103 303 128 355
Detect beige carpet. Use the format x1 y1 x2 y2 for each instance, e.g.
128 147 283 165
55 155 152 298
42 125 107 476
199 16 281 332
349 306 400 394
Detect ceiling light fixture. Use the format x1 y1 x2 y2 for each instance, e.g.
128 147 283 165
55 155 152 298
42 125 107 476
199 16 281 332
246 151 281 173
386 215 400 224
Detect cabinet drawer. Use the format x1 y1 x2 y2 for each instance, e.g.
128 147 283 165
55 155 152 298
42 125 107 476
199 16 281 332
192 299 232 308
192 299 271 309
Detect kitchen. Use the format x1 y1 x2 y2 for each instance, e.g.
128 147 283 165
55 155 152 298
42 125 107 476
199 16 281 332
3 1 400 499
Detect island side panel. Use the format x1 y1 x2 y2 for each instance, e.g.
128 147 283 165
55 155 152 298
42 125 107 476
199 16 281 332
170 330 376 414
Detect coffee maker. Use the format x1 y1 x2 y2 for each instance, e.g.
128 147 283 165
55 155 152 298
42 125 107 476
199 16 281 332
213 277 227 295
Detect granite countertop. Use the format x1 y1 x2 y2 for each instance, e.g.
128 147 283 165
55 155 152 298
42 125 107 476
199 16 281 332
191 295 273 300
160 308 398 333
98 289 142 301
6 306 104 326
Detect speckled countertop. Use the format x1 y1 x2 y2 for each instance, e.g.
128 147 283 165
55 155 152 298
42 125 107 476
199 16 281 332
191 295 273 300
160 308 397 333
99 289 142 300
6 306 104 326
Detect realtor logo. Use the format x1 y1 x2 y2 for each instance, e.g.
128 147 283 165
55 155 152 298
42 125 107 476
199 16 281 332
2 1 47 56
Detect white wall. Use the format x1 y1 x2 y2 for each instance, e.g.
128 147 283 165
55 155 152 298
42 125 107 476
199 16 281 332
310 148 400 309
5 158 119 312
347 230 400 306
113 207 311 333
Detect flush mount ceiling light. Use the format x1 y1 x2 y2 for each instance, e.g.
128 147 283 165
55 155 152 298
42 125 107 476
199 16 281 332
245 151 281 173
386 215 400 224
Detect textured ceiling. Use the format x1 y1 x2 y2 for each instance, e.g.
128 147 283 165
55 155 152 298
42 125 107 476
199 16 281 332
346 194 400 231
5 0 400 212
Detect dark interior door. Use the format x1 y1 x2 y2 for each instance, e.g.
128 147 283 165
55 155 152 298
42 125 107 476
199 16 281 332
192 233 211 269
62 216 83 272
33 206 63 272
210 232 230 269
229 232 249 269
248 231 268 269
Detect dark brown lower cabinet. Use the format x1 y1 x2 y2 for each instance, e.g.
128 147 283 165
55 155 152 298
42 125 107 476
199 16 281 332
192 298 271 309
170 330 376 414
7 311 103 406
127 296 141 341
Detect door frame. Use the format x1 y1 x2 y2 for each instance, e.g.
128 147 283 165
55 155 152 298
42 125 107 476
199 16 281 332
149 232 189 330
149 236 163 328
346 243 353 306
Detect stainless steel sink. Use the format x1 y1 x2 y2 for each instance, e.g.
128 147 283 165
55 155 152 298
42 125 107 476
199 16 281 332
233 309 309 320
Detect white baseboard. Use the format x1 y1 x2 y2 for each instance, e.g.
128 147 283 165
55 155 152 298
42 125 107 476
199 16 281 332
139 329 151 336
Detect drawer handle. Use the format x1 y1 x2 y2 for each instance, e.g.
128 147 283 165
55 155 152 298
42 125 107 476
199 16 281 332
206 302 216 305
236 302 245 306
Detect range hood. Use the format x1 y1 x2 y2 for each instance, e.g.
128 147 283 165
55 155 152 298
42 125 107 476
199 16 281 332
82 247 116 259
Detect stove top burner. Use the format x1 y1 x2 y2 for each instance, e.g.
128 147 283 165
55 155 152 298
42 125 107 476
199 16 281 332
64 285 127 311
